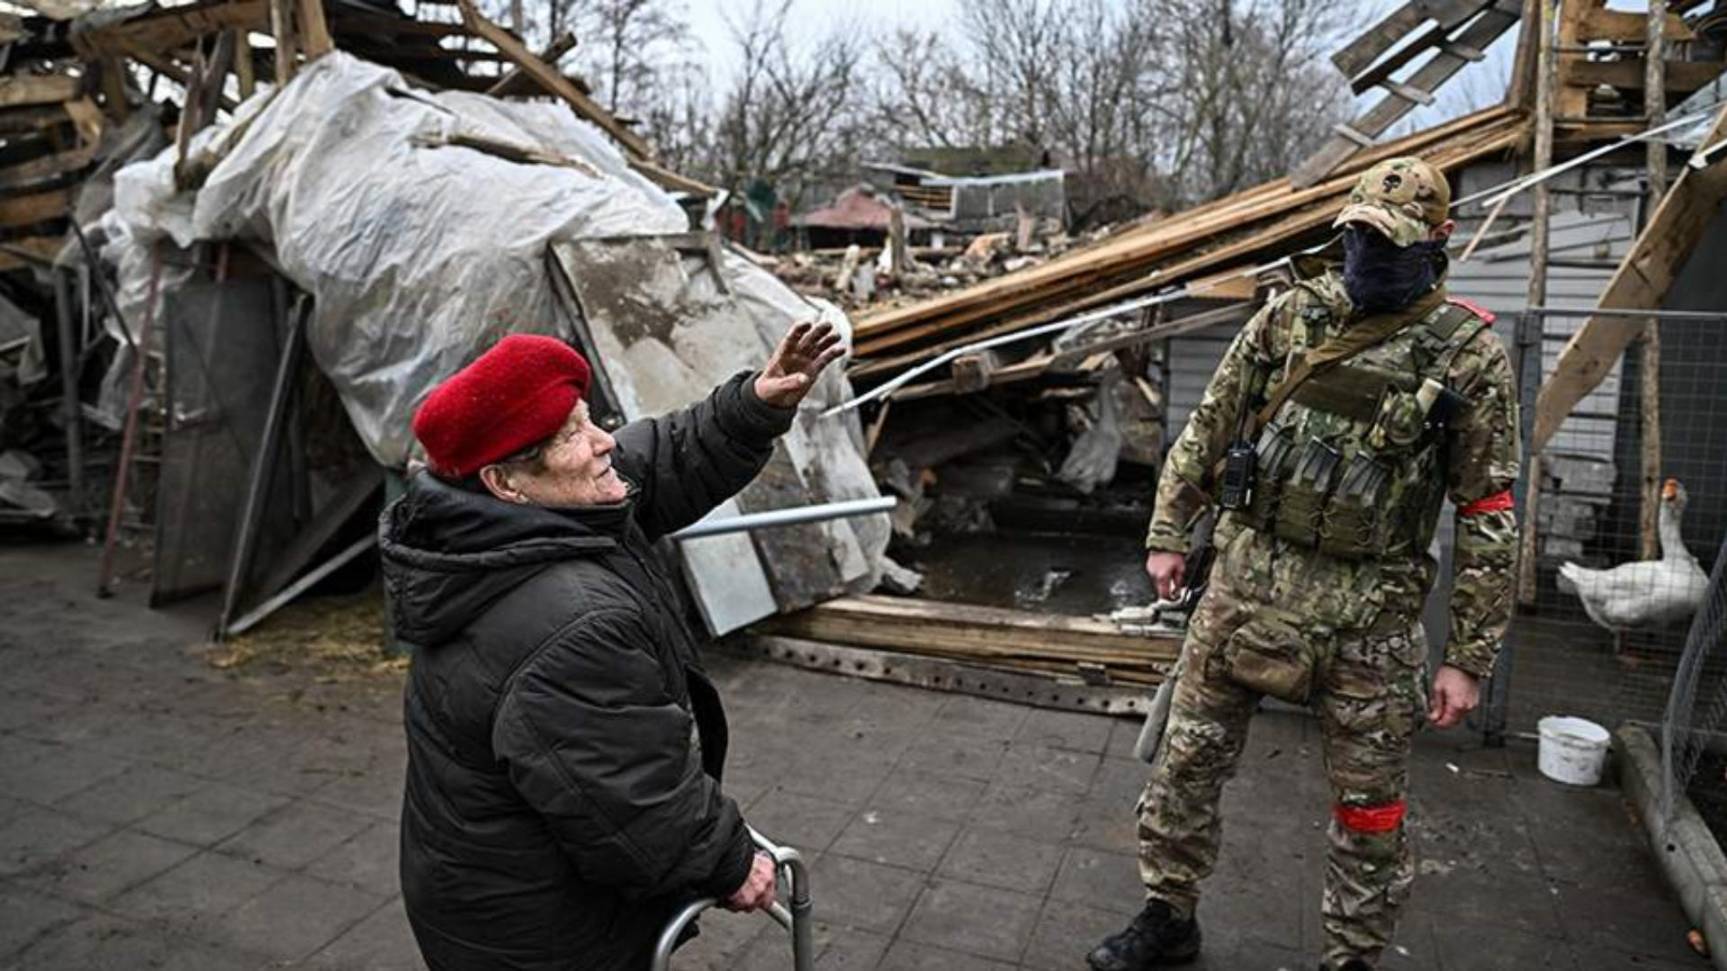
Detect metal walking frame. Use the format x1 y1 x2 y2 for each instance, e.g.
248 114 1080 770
649 828 813 971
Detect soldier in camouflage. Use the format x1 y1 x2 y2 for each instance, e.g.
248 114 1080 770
1087 157 1520 971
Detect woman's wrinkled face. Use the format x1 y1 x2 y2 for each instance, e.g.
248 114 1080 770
481 400 628 508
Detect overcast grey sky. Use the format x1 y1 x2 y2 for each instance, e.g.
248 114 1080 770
676 0 1517 128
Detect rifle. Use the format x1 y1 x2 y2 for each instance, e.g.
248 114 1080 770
1131 519 1216 765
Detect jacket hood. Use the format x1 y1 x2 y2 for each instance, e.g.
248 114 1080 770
379 471 621 647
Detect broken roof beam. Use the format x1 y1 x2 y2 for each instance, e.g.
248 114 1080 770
1331 0 1493 81
0 75 83 109
298 0 332 59
69 0 269 61
1532 102 1727 451
486 31 577 96
453 0 715 195
1291 0 1522 187
454 0 649 157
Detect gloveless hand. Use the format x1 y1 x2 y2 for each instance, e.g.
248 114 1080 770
755 321 846 408
1427 664 1479 729
723 851 777 913
1145 551 1186 602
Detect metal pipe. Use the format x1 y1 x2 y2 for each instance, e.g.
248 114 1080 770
51 268 83 520
671 496 896 540
217 297 307 635
1455 107 1714 211
223 533 376 638
1524 306 1727 320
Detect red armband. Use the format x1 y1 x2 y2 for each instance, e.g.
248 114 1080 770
1459 490 1514 517
1334 800 1406 834
1446 296 1497 324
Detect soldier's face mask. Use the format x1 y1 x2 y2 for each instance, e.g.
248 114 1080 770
1341 225 1445 314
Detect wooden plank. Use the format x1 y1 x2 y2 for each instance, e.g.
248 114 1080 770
234 29 256 99
486 31 577 96
98 58 129 120
1348 22 1447 95
1577 5 1693 42
1331 1 1426 78
0 75 81 109
629 157 717 198
0 187 71 229
754 594 1180 677
1560 58 1722 95
454 0 653 159
1290 3 1521 187
853 105 1519 350
851 112 1527 366
1506 0 1540 110
71 0 269 60
1532 102 1727 451
0 236 64 273
270 0 297 84
0 143 98 191
0 103 78 135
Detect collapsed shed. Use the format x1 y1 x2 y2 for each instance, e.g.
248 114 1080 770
744 0 1727 722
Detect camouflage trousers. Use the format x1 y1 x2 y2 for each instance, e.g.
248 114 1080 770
1135 595 1428 970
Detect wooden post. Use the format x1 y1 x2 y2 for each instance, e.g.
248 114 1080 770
234 28 255 100
1518 0 1558 606
1646 0 1669 201
887 202 908 278
1637 0 1667 561
98 58 130 121
1638 321 1662 559
270 0 297 85
297 0 332 60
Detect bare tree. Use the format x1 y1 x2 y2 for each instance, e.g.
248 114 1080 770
706 0 870 210
864 0 1352 227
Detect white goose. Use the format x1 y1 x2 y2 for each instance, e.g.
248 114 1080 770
1558 478 1709 635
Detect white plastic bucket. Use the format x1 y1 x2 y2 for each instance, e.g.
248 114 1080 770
1537 716 1611 786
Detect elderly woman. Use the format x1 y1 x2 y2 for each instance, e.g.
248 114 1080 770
382 323 843 970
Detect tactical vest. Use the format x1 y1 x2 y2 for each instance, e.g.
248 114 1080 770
1232 298 1490 561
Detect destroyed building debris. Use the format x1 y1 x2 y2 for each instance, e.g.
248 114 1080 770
0 0 1723 721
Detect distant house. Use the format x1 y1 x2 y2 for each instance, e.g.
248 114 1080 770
861 153 1067 241
790 184 934 250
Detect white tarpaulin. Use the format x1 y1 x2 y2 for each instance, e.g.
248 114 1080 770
106 52 887 628
110 51 687 467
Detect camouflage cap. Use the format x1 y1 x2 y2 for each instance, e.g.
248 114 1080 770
1333 157 1451 248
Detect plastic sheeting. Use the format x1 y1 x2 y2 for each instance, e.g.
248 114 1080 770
105 51 888 622
110 52 687 466
551 238 886 631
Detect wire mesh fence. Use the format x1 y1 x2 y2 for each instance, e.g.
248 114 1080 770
1487 309 1727 743
1662 537 1727 837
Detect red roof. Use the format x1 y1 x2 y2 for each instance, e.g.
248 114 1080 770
792 185 932 232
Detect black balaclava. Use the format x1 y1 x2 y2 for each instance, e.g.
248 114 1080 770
1341 224 1446 314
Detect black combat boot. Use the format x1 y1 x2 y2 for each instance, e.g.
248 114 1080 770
1086 899 1201 970
1319 960 1374 971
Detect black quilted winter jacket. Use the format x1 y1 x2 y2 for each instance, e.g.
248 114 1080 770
381 372 794 971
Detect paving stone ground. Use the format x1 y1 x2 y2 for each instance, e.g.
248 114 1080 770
0 542 1703 970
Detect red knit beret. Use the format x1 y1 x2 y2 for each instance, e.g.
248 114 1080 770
412 334 591 478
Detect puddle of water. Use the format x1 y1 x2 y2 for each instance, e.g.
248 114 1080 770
907 531 1153 615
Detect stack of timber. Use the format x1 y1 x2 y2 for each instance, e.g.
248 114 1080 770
847 105 1530 380
752 594 1181 688
0 13 115 274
